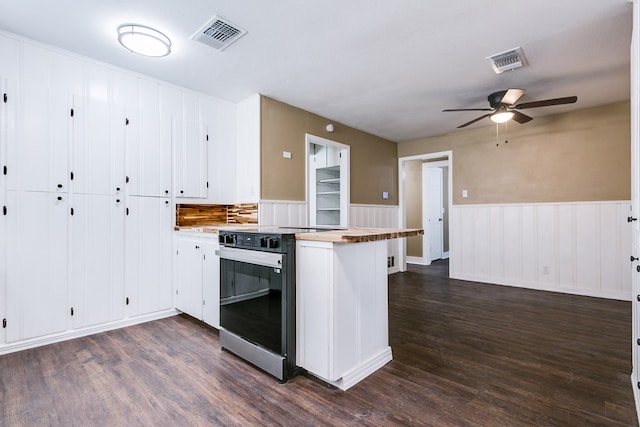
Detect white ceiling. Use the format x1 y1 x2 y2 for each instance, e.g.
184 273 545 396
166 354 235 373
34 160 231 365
0 0 633 142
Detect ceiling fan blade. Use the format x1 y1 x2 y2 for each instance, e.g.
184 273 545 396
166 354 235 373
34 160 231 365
515 96 577 109
500 88 525 106
511 110 533 124
457 114 492 128
443 108 493 112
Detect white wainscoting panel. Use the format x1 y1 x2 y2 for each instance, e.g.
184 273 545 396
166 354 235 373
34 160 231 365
259 201 401 273
450 201 631 300
259 200 308 227
350 204 400 274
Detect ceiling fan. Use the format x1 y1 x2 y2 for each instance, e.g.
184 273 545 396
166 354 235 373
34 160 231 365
443 89 577 128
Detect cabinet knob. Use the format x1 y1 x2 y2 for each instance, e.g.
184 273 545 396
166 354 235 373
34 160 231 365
165 190 169 194
165 200 169 205
57 184 63 189
637 294 640 302
116 199 121 203
629 216 638 223
116 187 121 191
180 190 184 194
636 265 640 273
632 256 639 262
57 196 62 201
195 245 200 249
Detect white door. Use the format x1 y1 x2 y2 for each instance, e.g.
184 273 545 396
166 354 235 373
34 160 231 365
70 193 125 328
424 165 444 262
6 191 69 342
630 0 640 391
176 237 204 319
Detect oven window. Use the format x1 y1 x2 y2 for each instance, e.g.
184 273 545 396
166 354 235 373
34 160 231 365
220 258 283 354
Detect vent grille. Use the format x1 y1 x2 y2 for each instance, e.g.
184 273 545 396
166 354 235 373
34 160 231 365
486 47 527 74
191 16 247 51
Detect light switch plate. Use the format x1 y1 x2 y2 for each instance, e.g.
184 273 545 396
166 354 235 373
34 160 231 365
462 189 468 198
283 151 292 159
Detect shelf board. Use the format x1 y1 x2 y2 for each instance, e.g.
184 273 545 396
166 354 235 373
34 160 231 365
317 208 340 212
317 191 340 196
318 178 340 184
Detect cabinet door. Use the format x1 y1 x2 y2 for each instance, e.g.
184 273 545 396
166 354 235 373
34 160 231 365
126 109 172 197
72 96 125 195
0 191 5 344
70 193 125 328
124 196 173 316
176 94 207 198
6 190 69 342
8 45 68 192
204 97 236 203
176 238 204 319
202 240 220 328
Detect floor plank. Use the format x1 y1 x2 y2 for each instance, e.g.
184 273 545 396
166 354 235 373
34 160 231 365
0 260 636 426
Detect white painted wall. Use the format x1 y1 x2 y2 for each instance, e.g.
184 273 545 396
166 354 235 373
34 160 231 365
450 201 631 300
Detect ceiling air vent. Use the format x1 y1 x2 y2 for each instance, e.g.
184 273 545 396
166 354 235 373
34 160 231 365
486 47 527 74
191 16 247 51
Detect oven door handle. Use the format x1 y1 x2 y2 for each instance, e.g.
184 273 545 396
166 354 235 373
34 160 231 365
215 247 283 269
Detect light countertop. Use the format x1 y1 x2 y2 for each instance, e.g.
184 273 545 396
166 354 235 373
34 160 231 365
174 225 423 243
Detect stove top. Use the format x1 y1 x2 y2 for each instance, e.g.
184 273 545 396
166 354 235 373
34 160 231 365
218 227 341 252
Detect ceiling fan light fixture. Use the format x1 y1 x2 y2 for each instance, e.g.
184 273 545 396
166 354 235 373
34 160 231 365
117 24 171 57
491 110 514 124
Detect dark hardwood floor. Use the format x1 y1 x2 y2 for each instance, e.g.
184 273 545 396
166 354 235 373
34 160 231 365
1 260 637 426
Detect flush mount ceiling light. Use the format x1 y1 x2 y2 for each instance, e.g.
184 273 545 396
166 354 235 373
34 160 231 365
490 107 515 124
117 24 171 57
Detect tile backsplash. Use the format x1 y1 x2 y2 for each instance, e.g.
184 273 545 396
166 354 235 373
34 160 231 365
176 203 258 227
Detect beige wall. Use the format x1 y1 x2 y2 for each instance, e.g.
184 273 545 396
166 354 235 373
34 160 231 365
398 101 630 204
260 96 399 204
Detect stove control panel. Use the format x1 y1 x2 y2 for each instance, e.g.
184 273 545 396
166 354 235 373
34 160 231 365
219 231 292 253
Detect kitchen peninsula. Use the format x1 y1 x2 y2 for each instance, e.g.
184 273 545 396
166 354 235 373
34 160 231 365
175 221 422 389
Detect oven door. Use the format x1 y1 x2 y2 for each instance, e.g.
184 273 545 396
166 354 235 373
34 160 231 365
217 247 285 355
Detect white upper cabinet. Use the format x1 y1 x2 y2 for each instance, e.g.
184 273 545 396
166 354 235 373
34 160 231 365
8 45 69 192
72 95 126 195
235 94 260 202
70 193 125 328
124 80 172 197
204 96 236 203
126 107 173 197
176 93 208 198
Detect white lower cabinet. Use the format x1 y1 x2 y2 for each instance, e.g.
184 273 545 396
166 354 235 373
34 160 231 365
70 193 125 328
296 239 392 390
124 196 174 317
175 233 220 328
6 190 69 342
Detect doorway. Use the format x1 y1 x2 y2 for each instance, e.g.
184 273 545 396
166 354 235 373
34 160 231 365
306 134 350 227
398 151 452 270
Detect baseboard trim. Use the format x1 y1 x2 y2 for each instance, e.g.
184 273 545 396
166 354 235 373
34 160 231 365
406 256 429 265
0 309 179 356
450 272 630 301
329 347 393 391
